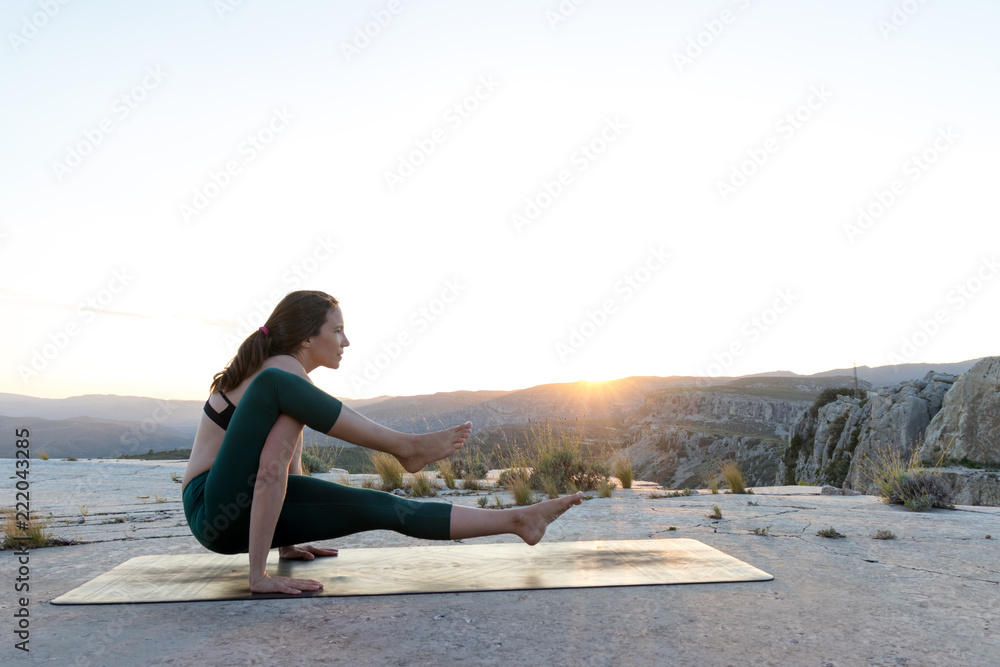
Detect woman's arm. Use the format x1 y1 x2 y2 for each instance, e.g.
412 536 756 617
247 414 323 595
289 429 304 475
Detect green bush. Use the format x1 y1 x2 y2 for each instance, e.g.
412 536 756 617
809 387 858 418
827 412 849 456
529 449 609 493
816 527 845 538
454 457 488 481
824 457 851 488
498 467 531 488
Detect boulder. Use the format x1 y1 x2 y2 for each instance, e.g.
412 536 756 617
919 357 1000 465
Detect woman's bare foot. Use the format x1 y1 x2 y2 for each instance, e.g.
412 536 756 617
396 421 472 473
512 492 584 546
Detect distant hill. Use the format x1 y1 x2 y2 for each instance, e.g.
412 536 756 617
751 359 982 387
0 415 194 459
810 359 982 386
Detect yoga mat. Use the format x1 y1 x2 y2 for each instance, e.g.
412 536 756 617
51 538 772 604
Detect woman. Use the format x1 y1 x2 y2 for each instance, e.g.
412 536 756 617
182 290 583 595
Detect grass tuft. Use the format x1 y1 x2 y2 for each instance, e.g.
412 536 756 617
38 450 49 461
1 508 71 549
508 474 535 506
597 478 614 498
750 526 770 536
719 460 748 494
873 529 897 540
409 471 437 497
707 505 722 520
477 496 488 508
370 451 405 492
611 451 633 489
437 459 456 490
462 474 482 491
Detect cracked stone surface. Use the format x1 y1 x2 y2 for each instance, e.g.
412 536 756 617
2 461 999 665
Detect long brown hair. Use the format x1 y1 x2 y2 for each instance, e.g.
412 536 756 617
210 290 339 394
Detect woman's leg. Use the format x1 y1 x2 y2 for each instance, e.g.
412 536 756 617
448 493 584 545
271 476 453 547
269 476 584 549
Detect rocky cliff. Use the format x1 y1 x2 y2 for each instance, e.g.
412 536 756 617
779 372 955 487
779 357 1000 506
918 356 1000 465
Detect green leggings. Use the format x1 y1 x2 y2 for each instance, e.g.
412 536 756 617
183 367 453 554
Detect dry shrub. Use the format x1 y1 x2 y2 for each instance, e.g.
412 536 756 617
859 443 954 511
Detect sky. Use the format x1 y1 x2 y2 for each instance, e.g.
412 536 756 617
2 0 998 402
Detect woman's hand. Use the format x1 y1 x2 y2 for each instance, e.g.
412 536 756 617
250 572 324 595
278 544 339 560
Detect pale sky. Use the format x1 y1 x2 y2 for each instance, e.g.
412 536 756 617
2 0 998 401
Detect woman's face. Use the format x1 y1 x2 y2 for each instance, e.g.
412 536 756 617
304 306 349 370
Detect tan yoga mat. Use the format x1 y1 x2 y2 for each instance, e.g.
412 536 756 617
51 538 772 604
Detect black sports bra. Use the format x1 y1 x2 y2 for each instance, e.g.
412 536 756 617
203 391 236 430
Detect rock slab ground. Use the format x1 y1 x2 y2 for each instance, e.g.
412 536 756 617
2 460 998 666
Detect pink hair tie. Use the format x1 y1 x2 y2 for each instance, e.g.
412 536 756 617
259 326 269 335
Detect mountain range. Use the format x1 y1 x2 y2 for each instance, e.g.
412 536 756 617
0 359 982 460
